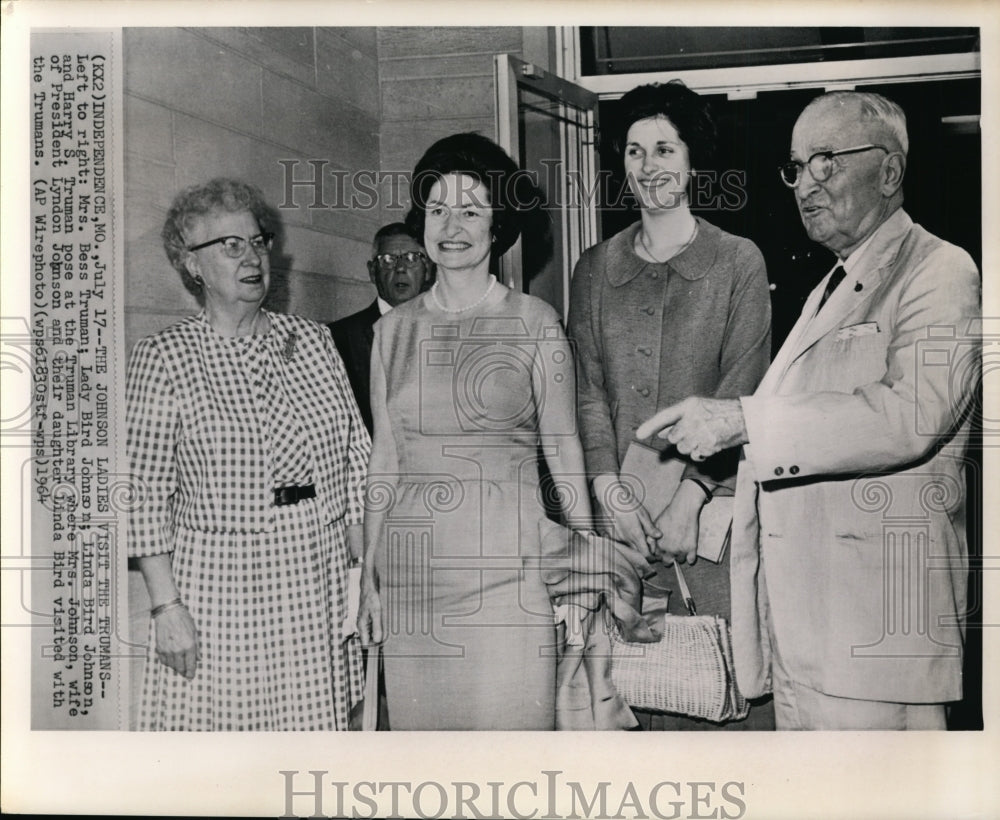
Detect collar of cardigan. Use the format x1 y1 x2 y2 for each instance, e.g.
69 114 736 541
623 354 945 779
605 216 720 287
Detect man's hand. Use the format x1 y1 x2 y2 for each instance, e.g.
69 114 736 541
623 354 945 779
636 397 748 461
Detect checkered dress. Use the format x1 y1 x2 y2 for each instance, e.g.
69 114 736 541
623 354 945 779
126 311 370 730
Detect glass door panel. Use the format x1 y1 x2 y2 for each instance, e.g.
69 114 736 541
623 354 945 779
495 55 598 321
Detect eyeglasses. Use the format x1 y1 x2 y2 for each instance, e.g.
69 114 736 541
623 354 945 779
187 232 275 257
778 144 889 187
373 251 427 270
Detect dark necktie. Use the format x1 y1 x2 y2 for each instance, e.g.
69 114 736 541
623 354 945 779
816 265 847 315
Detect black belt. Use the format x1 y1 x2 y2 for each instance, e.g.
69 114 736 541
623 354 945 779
273 484 316 507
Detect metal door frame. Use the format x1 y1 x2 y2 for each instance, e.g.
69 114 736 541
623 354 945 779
495 53 599 319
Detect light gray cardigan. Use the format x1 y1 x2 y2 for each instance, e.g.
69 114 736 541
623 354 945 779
567 217 772 493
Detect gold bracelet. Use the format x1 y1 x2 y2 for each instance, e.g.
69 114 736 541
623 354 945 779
150 597 185 618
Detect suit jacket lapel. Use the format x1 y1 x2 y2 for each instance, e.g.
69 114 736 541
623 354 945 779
791 262 886 358
770 210 912 380
756 294 819 394
362 300 380 349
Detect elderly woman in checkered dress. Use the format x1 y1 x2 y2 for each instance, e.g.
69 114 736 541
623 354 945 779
126 178 370 730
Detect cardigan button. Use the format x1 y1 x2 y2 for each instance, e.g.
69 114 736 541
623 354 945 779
641 306 655 315
774 466 784 476
637 346 652 356
650 271 659 279
789 465 800 475
637 386 650 397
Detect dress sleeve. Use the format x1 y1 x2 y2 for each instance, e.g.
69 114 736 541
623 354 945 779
320 324 371 527
681 238 772 494
567 247 620 477
125 336 179 558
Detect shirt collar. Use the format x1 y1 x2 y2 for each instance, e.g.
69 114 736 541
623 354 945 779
836 206 906 278
840 228 879 276
376 297 393 315
606 217 720 287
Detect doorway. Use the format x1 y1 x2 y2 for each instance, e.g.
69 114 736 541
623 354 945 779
495 54 599 321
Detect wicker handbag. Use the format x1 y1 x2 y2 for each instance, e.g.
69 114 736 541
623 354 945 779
610 564 749 723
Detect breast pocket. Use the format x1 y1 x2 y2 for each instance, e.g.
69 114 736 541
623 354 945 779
818 332 889 392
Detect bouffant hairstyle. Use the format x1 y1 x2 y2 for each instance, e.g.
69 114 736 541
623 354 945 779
613 81 717 174
161 178 271 297
406 132 545 258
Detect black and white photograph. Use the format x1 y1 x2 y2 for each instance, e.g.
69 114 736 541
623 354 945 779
2 0 997 817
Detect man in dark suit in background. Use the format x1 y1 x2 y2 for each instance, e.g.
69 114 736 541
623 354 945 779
328 222 433 432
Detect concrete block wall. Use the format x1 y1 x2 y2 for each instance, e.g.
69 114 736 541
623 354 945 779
123 27 381 353
376 27 525 224
124 26 541 349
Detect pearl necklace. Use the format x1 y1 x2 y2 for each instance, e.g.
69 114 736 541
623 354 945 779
637 220 698 264
431 274 497 314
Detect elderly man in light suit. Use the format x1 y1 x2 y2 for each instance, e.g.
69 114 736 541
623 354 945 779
637 90 980 730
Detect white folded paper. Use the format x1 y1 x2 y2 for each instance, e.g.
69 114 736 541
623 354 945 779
340 565 362 640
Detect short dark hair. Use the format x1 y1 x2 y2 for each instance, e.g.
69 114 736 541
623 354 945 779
161 178 272 297
371 221 422 257
405 132 544 257
613 81 717 173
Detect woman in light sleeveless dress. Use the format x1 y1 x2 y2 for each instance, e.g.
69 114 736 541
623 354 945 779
358 134 592 729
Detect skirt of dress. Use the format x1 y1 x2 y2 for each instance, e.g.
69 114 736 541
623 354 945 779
137 500 362 731
378 479 557 730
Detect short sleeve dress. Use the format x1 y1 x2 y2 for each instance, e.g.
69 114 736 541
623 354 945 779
370 287 573 730
127 311 369 730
